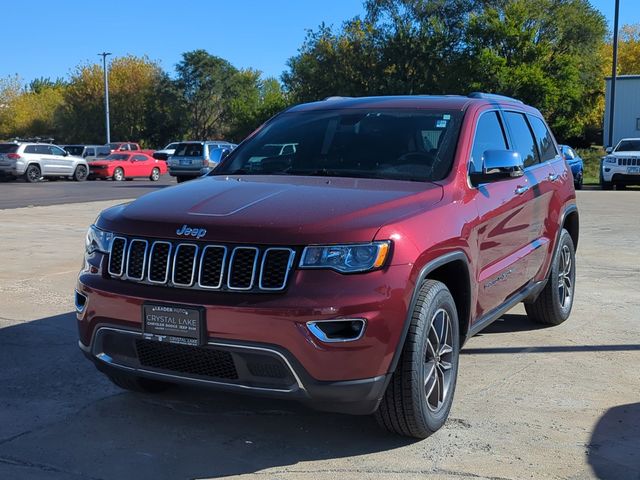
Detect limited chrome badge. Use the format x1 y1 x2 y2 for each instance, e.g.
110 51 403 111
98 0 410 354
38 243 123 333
176 224 207 239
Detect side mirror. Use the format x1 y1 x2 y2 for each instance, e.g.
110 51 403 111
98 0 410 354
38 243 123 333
220 149 231 161
471 150 524 185
605 146 613 154
62 151 69 157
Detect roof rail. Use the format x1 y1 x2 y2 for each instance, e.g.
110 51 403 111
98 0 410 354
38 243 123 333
468 92 523 104
11 136 55 144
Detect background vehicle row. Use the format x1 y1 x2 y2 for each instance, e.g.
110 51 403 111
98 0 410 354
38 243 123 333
0 142 89 182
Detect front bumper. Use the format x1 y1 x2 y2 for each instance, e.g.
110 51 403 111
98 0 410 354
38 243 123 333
79 325 388 414
601 164 640 183
76 257 413 413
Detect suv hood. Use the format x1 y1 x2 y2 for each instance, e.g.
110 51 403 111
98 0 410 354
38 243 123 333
98 175 443 244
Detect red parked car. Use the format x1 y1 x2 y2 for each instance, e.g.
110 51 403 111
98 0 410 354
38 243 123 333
89 153 167 181
77 94 578 438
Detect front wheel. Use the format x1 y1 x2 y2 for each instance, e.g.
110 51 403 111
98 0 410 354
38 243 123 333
149 167 160 181
375 280 460 438
525 229 575 325
112 167 124 181
73 165 88 182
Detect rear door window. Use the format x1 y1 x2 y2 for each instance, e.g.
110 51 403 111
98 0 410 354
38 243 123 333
470 111 508 173
24 145 38 154
504 112 540 168
128 143 139 151
528 116 557 162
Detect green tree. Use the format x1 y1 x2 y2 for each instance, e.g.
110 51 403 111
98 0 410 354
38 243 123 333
283 0 607 141
175 50 239 140
61 55 168 145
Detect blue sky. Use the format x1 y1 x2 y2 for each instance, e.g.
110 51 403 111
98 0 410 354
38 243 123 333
0 0 637 84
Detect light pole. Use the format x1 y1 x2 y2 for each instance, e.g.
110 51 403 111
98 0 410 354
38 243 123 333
608 0 620 148
99 52 112 144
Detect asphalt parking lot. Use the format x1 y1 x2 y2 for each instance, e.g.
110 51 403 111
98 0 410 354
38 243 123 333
0 175 175 209
0 186 638 480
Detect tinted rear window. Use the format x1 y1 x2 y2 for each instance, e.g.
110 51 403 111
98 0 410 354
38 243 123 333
504 112 539 168
0 144 18 154
528 116 557 162
64 146 85 156
174 143 204 157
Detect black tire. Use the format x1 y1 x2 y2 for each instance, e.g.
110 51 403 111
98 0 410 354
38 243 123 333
375 280 460 438
616 183 626 190
106 371 172 393
176 176 187 183
525 229 575 325
24 164 41 183
113 167 124 181
149 167 160 181
599 169 613 190
73 165 88 182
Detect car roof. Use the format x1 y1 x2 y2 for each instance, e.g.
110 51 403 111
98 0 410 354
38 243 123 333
286 94 534 114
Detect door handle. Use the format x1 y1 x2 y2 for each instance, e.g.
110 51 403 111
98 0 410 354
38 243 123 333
548 172 559 182
515 185 529 195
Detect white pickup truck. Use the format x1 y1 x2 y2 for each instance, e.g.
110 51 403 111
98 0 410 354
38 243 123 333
601 138 640 190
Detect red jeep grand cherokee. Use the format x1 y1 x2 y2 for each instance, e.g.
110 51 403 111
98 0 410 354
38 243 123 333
77 94 578 438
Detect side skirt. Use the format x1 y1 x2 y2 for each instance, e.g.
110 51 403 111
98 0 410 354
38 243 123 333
467 280 547 338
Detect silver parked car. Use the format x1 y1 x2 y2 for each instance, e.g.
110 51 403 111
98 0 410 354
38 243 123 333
62 144 105 162
0 141 89 182
167 140 237 182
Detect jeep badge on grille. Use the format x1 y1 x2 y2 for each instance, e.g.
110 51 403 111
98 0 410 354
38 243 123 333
176 224 207 239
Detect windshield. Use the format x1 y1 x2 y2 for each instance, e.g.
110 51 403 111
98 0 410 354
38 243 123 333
214 109 463 182
106 143 123 150
64 146 84 156
164 142 179 150
104 154 129 161
615 140 640 152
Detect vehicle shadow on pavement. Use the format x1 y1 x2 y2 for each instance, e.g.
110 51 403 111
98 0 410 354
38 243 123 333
587 402 640 479
0 312 413 479
474 313 553 334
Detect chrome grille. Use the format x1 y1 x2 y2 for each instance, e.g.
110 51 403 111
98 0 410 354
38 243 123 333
108 237 127 276
228 247 258 290
618 157 640 166
108 237 295 292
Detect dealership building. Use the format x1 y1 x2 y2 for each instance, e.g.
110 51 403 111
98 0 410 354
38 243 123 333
604 75 640 147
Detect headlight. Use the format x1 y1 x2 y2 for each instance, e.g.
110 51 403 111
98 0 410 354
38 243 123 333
299 241 390 273
604 156 617 164
85 225 113 254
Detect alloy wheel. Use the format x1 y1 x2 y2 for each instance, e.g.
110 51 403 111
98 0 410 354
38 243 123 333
558 244 573 309
424 308 454 412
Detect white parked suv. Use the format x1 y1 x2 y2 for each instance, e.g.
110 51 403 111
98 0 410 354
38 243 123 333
0 141 89 183
601 138 640 190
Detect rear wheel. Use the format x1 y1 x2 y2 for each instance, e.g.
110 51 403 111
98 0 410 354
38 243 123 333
24 164 41 183
73 165 88 182
525 229 575 325
113 167 124 181
375 280 460 438
149 167 160 181
106 371 172 393
574 173 583 190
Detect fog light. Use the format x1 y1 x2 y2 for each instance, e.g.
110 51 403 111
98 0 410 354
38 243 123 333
75 290 87 313
306 319 366 343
